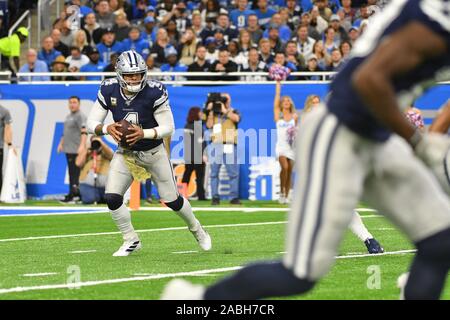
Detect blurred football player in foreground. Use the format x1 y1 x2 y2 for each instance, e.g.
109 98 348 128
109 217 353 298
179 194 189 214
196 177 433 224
162 0 450 300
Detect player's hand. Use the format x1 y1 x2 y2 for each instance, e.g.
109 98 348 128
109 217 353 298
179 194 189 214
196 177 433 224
107 123 123 143
414 133 450 195
126 125 144 146
415 133 450 166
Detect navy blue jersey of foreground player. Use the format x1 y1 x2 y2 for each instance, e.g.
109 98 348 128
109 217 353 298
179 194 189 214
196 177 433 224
328 0 450 142
97 78 169 151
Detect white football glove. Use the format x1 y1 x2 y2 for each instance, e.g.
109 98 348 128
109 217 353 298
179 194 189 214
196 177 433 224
414 132 450 195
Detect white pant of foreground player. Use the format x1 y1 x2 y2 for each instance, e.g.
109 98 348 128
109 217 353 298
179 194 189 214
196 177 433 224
105 143 211 256
284 106 450 280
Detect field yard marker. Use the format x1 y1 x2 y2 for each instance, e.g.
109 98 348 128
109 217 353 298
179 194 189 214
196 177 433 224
172 250 199 254
0 221 287 243
22 273 58 277
68 250 97 254
0 249 416 295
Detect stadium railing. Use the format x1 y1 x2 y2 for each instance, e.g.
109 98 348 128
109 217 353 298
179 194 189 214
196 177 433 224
1 71 448 85
3 71 336 85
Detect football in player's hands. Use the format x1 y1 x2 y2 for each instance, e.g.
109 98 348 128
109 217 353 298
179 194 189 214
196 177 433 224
117 119 133 148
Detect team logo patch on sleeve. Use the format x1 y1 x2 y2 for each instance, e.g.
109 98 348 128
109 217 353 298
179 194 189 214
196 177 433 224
111 97 117 107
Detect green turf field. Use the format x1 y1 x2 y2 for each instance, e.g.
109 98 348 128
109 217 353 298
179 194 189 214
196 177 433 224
0 200 448 300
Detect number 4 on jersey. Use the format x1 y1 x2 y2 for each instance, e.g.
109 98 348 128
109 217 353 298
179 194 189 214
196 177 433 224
124 112 139 125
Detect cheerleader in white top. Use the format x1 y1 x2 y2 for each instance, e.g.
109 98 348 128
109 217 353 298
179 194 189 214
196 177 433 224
273 81 298 204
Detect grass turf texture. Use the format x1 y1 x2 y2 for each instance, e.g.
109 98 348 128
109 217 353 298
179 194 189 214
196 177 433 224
0 201 448 300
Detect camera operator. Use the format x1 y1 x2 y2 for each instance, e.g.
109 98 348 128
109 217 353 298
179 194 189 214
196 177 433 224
75 136 113 204
205 93 241 205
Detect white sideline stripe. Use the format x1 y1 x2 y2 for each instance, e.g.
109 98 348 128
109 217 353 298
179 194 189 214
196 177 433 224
22 273 58 277
172 250 199 254
1 249 416 295
0 206 378 217
69 250 97 254
0 221 287 243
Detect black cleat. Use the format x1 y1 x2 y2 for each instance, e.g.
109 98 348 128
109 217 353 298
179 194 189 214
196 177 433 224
230 198 242 205
365 238 384 254
211 197 220 206
59 194 75 204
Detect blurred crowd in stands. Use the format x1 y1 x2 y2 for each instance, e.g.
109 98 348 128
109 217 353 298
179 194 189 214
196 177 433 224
3 0 391 81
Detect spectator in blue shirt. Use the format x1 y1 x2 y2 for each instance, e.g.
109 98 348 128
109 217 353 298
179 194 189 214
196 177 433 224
38 36 62 69
122 26 151 59
299 0 314 12
96 28 124 64
80 47 107 81
230 0 256 29
254 0 277 29
19 48 50 82
70 0 94 18
262 14 292 42
160 46 188 81
140 16 158 46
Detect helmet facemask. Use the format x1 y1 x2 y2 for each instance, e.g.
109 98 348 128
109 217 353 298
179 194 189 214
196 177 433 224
115 50 148 93
117 69 147 93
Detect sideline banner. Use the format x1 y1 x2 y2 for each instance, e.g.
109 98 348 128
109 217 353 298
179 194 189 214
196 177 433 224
0 83 448 199
1 147 27 203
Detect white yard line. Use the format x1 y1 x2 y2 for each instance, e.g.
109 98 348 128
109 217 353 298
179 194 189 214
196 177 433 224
68 250 97 254
336 249 417 259
172 250 199 254
0 213 382 243
0 221 287 243
22 273 58 277
0 267 243 295
1 249 414 295
277 249 416 258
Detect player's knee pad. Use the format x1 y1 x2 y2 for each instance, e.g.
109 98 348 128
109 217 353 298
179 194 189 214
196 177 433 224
164 195 184 211
105 193 124 211
416 227 450 264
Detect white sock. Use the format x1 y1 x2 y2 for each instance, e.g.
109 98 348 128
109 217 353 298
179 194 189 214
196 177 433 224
349 211 373 242
175 197 200 231
111 204 138 241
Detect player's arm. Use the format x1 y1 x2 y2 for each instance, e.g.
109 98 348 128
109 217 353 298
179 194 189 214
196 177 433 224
429 100 450 134
126 106 175 146
87 99 123 142
352 22 448 146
